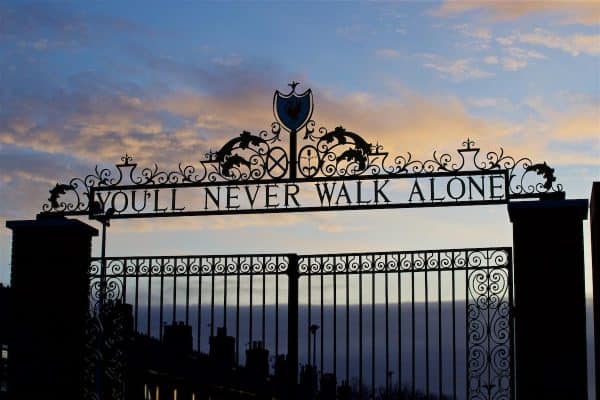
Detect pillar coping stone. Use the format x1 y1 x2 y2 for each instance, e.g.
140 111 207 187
508 198 588 222
6 215 98 236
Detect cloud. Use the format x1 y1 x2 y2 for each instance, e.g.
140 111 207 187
467 97 511 109
497 29 600 57
501 46 546 71
17 38 67 51
483 55 499 64
518 28 600 56
0 83 206 167
420 54 494 81
548 104 600 141
452 23 492 50
311 86 513 159
431 1 600 26
496 36 514 46
453 24 491 41
335 23 377 40
375 48 401 58
212 54 243 67
494 34 550 71
502 57 526 71
0 144 95 221
506 95 600 164
0 56 291 169
0 3 149 48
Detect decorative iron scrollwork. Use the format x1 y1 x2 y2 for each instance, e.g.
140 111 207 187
41 84 564 214
298 248 509 275
467 253 511 400
89 255 290 306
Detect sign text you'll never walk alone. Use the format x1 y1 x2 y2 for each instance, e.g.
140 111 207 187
90 171 507 218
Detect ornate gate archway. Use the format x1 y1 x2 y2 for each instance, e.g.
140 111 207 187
38 83 565 400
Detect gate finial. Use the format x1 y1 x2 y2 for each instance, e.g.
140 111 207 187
288 81 300 92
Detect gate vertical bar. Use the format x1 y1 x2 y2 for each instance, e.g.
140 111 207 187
333 265 337 380
262 259 266 345
451 251 456 400
97 218 107 400
159 258 164 339
346 258 350 386
397 252 402 392
276 263 280 356
236 257 241 365
224 259 228 331
385 255 389 397
359 256 363 399
287 254 299 400
371 260 375 399
320 266 324 377
508 250 515 400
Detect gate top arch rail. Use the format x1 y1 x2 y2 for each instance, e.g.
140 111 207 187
90 246 511 279
40 83 564 218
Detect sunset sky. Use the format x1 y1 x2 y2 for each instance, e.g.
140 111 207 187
0 1 598 285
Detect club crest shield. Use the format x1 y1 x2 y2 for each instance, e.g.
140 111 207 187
273 82 313 132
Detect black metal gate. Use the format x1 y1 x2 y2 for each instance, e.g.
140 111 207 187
86 247 512 400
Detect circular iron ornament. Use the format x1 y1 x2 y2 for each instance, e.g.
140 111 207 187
298 145 320 178
266 147 288 178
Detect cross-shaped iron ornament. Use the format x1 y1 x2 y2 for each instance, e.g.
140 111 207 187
463 137 476 150
288 81 300 91
120 153 133 166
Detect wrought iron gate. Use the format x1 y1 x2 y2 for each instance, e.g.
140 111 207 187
87 247 512 400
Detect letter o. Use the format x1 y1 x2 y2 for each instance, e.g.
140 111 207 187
447 177 466 200
111 191 129 213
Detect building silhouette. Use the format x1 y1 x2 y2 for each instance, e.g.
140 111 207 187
96 302 385 399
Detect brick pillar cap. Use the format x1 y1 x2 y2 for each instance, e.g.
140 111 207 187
508 199 588 222
6 215 98 236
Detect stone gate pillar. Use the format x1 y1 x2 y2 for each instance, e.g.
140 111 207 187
6 215 98 399
508 199 588 400
590 182 600 400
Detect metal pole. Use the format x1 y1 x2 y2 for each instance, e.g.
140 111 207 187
96 218 108 399
100 220 107 309
96 210 112 399
289 128 297 180
287 254 299 400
